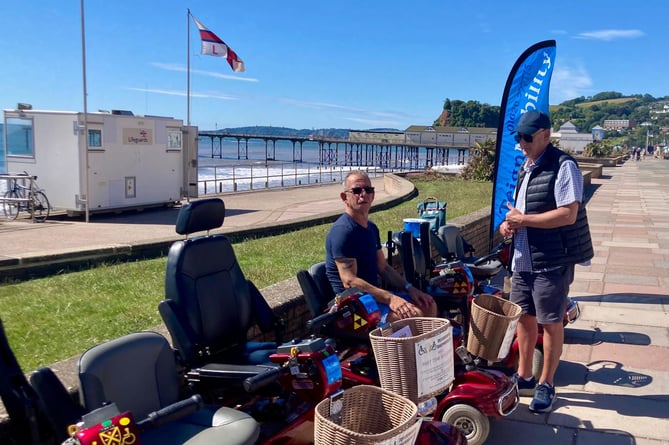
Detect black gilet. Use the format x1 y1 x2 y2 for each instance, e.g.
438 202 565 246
515 144 594 270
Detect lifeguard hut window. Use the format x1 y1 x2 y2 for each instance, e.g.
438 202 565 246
88 129 102 148
5 117 34 158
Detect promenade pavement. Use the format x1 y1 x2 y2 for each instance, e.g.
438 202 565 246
1 161 668 444
487 158 669 445
0 176 403 270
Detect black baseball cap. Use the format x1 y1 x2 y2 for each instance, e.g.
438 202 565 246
514 110 551 134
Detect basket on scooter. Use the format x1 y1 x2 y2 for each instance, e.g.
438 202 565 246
314 385 420 445
369 317 454 404
467 293 522 362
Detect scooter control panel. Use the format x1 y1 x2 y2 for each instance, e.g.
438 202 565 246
276 336 325 354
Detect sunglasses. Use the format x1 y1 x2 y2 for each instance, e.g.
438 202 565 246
514 129 545 143
345 186 375 195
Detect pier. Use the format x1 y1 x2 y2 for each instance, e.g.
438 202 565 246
197 131 474 170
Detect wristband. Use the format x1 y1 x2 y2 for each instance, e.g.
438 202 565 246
404 282 413 291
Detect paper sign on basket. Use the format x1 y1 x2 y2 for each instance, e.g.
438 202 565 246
390 325 413 338
376 418 421 445
415 326 454 397
497 318 520 360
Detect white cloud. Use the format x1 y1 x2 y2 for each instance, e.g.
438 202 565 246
279 98 411 123
575 29 645 41
281 98 422 128
342 116 403 127
279 98 366 113
476 14 492 34
152 62 259 82
551 63 594 102
126 87 240 101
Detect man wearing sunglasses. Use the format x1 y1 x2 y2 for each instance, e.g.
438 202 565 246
499 110 593 413
325 170 437 322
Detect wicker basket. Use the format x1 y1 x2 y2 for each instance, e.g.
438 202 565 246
467 293 522 362
369 317 453 403
314 385 419 445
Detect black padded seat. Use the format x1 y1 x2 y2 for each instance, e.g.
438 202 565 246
160 198 281 369
436 225 503 280
296 261 335 317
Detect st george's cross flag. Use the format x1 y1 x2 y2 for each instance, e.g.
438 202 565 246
192 15 245 72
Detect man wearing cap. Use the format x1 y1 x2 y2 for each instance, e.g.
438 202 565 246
499 110 593 413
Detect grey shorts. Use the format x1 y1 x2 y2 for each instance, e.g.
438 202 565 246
510 264 574 324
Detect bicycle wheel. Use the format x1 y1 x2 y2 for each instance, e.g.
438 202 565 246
3 190 20 220
32 191 51 222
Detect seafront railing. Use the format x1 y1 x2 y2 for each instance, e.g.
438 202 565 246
197 162 398 195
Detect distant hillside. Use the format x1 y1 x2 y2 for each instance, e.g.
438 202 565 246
435 92 668 147
573 97 635 108
211 126 348 138
209 126 403 139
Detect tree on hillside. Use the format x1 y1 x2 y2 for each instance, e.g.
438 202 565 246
592 92 623 101
435 99 500 128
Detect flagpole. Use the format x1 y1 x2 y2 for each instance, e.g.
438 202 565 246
80 0 90 223
186 8 191 126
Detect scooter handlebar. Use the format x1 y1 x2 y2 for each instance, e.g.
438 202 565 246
473 251 500 266
243 366 291 393
306 307 349 333
473 239 511 266
137 394 204 430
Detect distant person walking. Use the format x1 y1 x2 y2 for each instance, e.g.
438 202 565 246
499 111 594 413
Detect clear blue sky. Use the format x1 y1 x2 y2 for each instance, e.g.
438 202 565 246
1 1 667 131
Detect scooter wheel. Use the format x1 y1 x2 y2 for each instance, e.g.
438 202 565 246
512 347 544 381
532 347 544 381
440 404 489 445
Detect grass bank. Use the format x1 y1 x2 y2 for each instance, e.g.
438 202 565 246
0 174 492 371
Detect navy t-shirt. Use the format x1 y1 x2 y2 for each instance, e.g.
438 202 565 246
325 213 382 294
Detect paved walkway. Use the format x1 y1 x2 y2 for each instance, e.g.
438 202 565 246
487 158 669 445
1 160 668 444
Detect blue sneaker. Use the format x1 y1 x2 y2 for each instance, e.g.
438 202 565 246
513 374 536 396
529 382 556 413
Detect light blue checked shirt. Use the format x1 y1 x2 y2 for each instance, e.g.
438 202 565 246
511 152 583 273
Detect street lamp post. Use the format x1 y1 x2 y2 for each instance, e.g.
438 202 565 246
641 122 651 155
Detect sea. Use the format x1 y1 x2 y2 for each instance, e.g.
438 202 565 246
195 138 468 195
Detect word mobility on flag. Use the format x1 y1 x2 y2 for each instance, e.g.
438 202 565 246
192 15 245 72
488 40 556 251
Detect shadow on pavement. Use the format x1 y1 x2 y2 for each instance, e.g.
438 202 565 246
574 293 669 305
583 182 601 204
565 326 651 346
488 418 636 445
555 391 668 418
56 206 258 226
557 360 653 388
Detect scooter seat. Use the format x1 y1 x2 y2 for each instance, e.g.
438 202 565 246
181 408 259 445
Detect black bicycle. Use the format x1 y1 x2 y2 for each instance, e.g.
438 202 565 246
2 173 50 222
